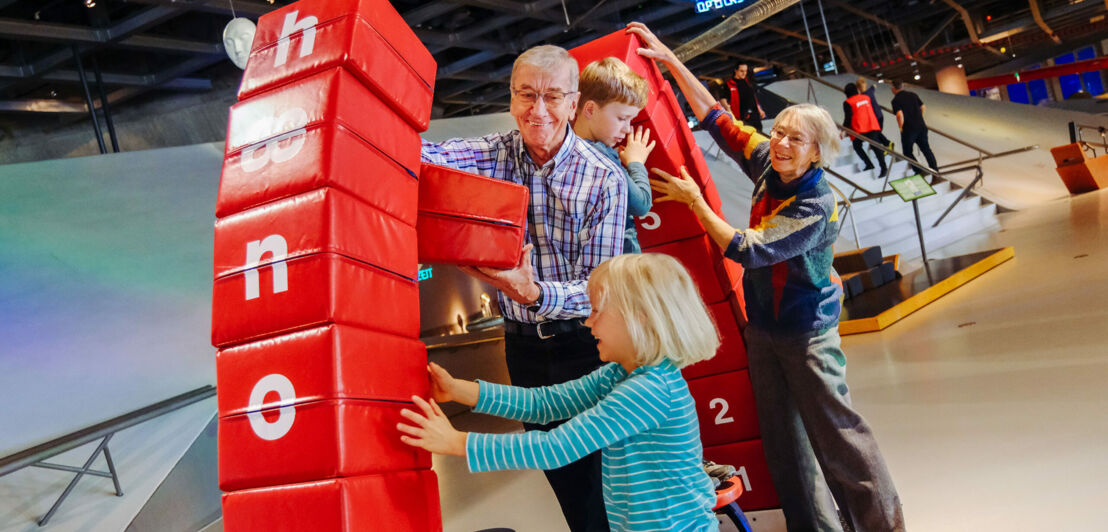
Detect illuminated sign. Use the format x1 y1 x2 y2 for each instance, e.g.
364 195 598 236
695 0 745 14
417 267 433 281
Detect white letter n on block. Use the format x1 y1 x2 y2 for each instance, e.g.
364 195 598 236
274 11 318 67
244 234 289 301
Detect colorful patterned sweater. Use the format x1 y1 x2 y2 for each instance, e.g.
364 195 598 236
700 104 842 333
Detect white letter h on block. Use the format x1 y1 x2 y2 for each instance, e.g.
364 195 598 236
275 11 318 67
244 234 289 301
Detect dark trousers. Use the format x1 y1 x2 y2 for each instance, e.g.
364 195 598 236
901 127 938 175
745 326 905 532
852 130 892 172
504 327 609 532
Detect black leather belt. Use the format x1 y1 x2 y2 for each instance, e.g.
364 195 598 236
503 318 588 340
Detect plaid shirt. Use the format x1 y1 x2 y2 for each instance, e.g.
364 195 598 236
421 127 626 323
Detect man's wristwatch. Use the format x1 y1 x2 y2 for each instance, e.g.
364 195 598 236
527 289 544 313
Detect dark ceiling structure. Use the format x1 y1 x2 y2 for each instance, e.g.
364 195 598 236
0 0 1105 123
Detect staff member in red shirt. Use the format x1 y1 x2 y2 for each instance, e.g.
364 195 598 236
843 83 892 177
727 63 765 133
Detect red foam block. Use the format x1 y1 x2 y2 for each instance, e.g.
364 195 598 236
683 296 748 380
416 164 529 268
416 213 526 269
213 187 416 282
703 439 780 511
645 233 734 304
222 471 442 532
216 123 418 223
632 195 706 250
418 164 528 226
242 3 435 131
216 323 429 418
687 369 759 448
211 252 419 347
219 398 431 491
225 68 419 174
251 0 435 86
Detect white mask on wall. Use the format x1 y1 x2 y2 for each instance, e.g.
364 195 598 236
223 17 257 70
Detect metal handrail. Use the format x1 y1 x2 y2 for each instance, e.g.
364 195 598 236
825 180 861 247
0 386 216 476
937 145 1039 170
821 165 903 203
1070 122 1108 151
0 385 216 526
785 69 1037 162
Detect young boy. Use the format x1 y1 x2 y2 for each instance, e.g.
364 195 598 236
573 57 655 253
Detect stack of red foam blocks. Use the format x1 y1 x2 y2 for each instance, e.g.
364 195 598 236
210 0 442 528
570 31 780 512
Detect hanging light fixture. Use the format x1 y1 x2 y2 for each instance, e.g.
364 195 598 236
85 0 96 7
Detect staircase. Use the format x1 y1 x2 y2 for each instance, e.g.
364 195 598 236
823 141 1001 271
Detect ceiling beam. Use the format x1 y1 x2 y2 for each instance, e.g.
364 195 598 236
915 13 958 55
0 99 87 114
434 0 665 86
759 23 855 72
123 0 278 17
939 0 1009 58
105 6 184 40
402 3 459 26
672 0 800 62
1028 0 1063 45
825 0 927 64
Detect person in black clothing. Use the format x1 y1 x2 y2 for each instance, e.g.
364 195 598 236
726 62 765 133
891 80 939 175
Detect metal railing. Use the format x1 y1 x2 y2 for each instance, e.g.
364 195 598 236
1069 122 1108 153
0 386 216 526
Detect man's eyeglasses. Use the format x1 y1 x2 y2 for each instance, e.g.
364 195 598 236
769 128 813 146
512 88 577 106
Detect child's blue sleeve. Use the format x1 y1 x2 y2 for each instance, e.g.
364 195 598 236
625 162 652 217
473 363 626 424
466 372 670 472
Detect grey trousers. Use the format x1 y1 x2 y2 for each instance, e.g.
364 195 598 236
745 326 905 532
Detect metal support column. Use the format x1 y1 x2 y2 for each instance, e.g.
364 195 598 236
90 54 120 153
815 0 839 74
912 198 930 270
798 1 821 76
71 45 107 155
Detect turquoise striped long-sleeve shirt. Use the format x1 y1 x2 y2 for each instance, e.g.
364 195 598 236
467 361 718 532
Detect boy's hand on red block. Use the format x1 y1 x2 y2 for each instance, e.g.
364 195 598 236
620 126 656 167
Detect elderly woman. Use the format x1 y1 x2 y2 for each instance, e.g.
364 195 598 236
627 22 906 532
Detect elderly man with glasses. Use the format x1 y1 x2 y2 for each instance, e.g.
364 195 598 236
421 44 626 532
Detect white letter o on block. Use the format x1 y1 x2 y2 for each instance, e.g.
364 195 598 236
246 373 297 441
